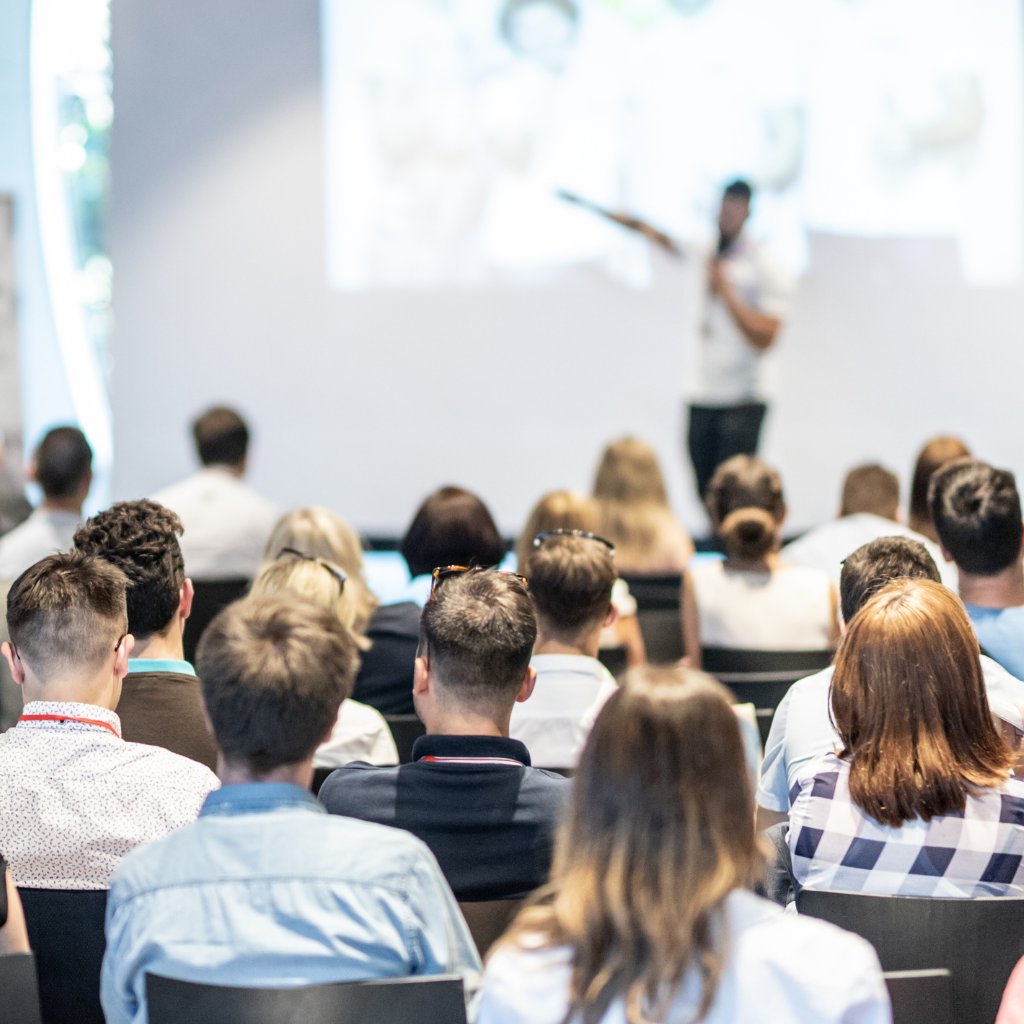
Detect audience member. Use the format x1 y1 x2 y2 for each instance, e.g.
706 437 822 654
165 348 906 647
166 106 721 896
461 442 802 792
475 666 889 1024
0 855 30 955
354 486 506 715
250 550 397 766
783 462 956 591
909 435 972 543
509 531 619 768
100 595 479 1024
0 581 15 731
0 432 33 538
151 407 277 580
0 552 218 889
592 437 694 573
0 426 92 581
930 459 1024 679
789 578 1024 896
756 536 1024 830
517 490 645 666
320 568 570 901
73 500 218 771
688 456 839 650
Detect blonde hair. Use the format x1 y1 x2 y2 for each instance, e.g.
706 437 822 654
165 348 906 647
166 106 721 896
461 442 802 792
498 665 763 1024
261 507 378 640
515 491 600 573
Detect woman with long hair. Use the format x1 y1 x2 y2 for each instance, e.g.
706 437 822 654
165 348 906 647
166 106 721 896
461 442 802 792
476 666 889 1024
687 455 839 650
789 578 1024 896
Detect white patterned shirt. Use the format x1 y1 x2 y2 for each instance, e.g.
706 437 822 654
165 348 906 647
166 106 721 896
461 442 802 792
0 701 219 889
789 752 1024 897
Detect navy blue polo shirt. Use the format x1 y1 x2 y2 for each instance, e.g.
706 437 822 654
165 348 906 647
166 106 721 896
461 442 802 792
318 734 571 901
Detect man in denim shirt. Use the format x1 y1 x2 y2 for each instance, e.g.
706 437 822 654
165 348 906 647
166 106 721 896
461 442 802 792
100 595 480 1024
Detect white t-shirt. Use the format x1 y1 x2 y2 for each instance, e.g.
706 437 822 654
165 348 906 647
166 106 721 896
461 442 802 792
691 561 833 650
151 467 278 580
781 514 958 596
0 506 82 581
313 699 399 768
692 236 794 405
474 888 889 1024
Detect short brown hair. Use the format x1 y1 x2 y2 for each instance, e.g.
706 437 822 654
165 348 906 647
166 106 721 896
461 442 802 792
419 569 536 707
34 426 92 499
515 491 599 575
7 551 127 680
192 406 249 467
909 436 971 535
197 595 361 772
832 578 1011 827
525 534 616 634
840 464 899 519
705 455 785 560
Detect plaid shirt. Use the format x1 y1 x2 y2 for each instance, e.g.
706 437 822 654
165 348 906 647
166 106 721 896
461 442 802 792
789 752 1024 897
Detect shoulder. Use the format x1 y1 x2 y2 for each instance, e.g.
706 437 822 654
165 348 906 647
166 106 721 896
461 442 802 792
319 763 401 806
366 602 422 637
122 741 220 789
477 939 574 1024
337 699 389 732
689 558 724 583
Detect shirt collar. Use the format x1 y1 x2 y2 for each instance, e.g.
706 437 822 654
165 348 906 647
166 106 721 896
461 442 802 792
199 782 323 817
18 701 122 739
127 658 197 677
412 734 531 766
531 653 616 682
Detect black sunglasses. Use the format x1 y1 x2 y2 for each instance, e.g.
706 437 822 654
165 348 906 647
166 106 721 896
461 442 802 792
277 548 347 594
429 565 529 600
532 529 615 554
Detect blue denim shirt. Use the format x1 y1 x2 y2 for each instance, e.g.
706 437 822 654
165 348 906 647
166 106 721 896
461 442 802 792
100 783 481 1024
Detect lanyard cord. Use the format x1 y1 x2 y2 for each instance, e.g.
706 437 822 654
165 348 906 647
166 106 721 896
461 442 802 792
18 714 121 739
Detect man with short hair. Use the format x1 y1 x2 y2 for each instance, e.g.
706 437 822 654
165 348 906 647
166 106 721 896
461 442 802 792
101 595 479 1024
782 462 955 591
508 532 618 768
0 426 93 580
151 407 277 580
756 536 1024 830
320 569 570 901
930 459 1024 679
0 552 218 889
73 500 218 770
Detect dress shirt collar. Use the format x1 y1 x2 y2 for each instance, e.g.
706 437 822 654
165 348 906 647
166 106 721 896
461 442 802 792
126 658 197 677
412 733 531 766
200 781 323 818
531 653 616 681
18 700 122 738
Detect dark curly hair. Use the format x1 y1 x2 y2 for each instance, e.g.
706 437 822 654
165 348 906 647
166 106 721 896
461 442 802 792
73 500 185 639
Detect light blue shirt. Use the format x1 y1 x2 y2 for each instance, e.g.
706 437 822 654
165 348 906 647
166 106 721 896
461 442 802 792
100 783 481 1024
965 604 1024 682
756 656 1024 813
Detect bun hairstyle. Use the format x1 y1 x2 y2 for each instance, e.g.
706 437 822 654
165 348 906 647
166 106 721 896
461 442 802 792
705 456 785 561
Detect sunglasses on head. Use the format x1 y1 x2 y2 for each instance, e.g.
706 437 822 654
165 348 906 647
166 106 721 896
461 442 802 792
532 529 615 554
277 548 347 594
429 565 529 600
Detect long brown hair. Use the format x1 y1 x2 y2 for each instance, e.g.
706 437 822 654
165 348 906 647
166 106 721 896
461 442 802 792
908 436 971 540
704 455 785 561
498 666 763 1024
831 578 1011 828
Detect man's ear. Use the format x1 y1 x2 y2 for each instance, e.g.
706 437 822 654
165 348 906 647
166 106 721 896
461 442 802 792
515 665 538 704
114 635 135 679
603 603 619 630
413 656 430 697
180 579 194 622
2 642 25 687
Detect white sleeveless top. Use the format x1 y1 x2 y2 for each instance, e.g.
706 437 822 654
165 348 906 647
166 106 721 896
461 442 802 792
691 561 833 649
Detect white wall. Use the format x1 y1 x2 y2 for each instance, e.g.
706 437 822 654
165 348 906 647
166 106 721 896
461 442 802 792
109 0 1024 537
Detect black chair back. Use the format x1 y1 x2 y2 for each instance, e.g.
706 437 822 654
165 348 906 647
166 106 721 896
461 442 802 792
797 888 1024 1024
458 900 523 958
18 888 108 1024
385 714 426 764
619 573 685 665
0 952 43 1024
596 645 627 678
311 767 334 797
884 970 953 1024
145 972 467 1024
183 578 252 664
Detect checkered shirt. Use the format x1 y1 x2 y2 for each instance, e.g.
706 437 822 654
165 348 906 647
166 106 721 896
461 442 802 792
788 752 1024 897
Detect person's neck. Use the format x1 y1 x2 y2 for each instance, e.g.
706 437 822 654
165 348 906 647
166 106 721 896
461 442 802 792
130 623 185 662
724 551 781 573
534 623 600 660
22 673 119 710
957 560 1024 609
42 496 82 516
422 705 509 739
205 462 244 479
219 757 313 789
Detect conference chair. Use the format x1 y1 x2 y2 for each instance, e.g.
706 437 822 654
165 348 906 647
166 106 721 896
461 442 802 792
311 767 334 797
884 970 952 1024
0 952 43 1024
182 578 252 664
796 888 1024 1024
385 713 427 764
596 644 627 678
145 972 467 1024
458 899 523 958
618 572 684 665
18 888 108 1024
701 647 833 745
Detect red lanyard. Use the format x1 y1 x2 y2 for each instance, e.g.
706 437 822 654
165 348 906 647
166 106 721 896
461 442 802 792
19 714 120 739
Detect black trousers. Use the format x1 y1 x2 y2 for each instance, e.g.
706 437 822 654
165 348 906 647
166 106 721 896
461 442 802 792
687 401 767 499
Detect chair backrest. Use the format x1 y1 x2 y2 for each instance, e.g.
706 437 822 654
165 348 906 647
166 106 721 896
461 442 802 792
617 573 682 611
182 578 252 664
0 952 43 1024
18 888 108 1024
311 767 334 797
596 645 627 679
797 888 1024 1024
145 972 467 1024
636 610 685 665
458 900 524 958
884 970 952 1024
385 714 426 764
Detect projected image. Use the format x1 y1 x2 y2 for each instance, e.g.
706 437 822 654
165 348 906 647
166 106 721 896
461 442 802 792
323 0 1023 290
